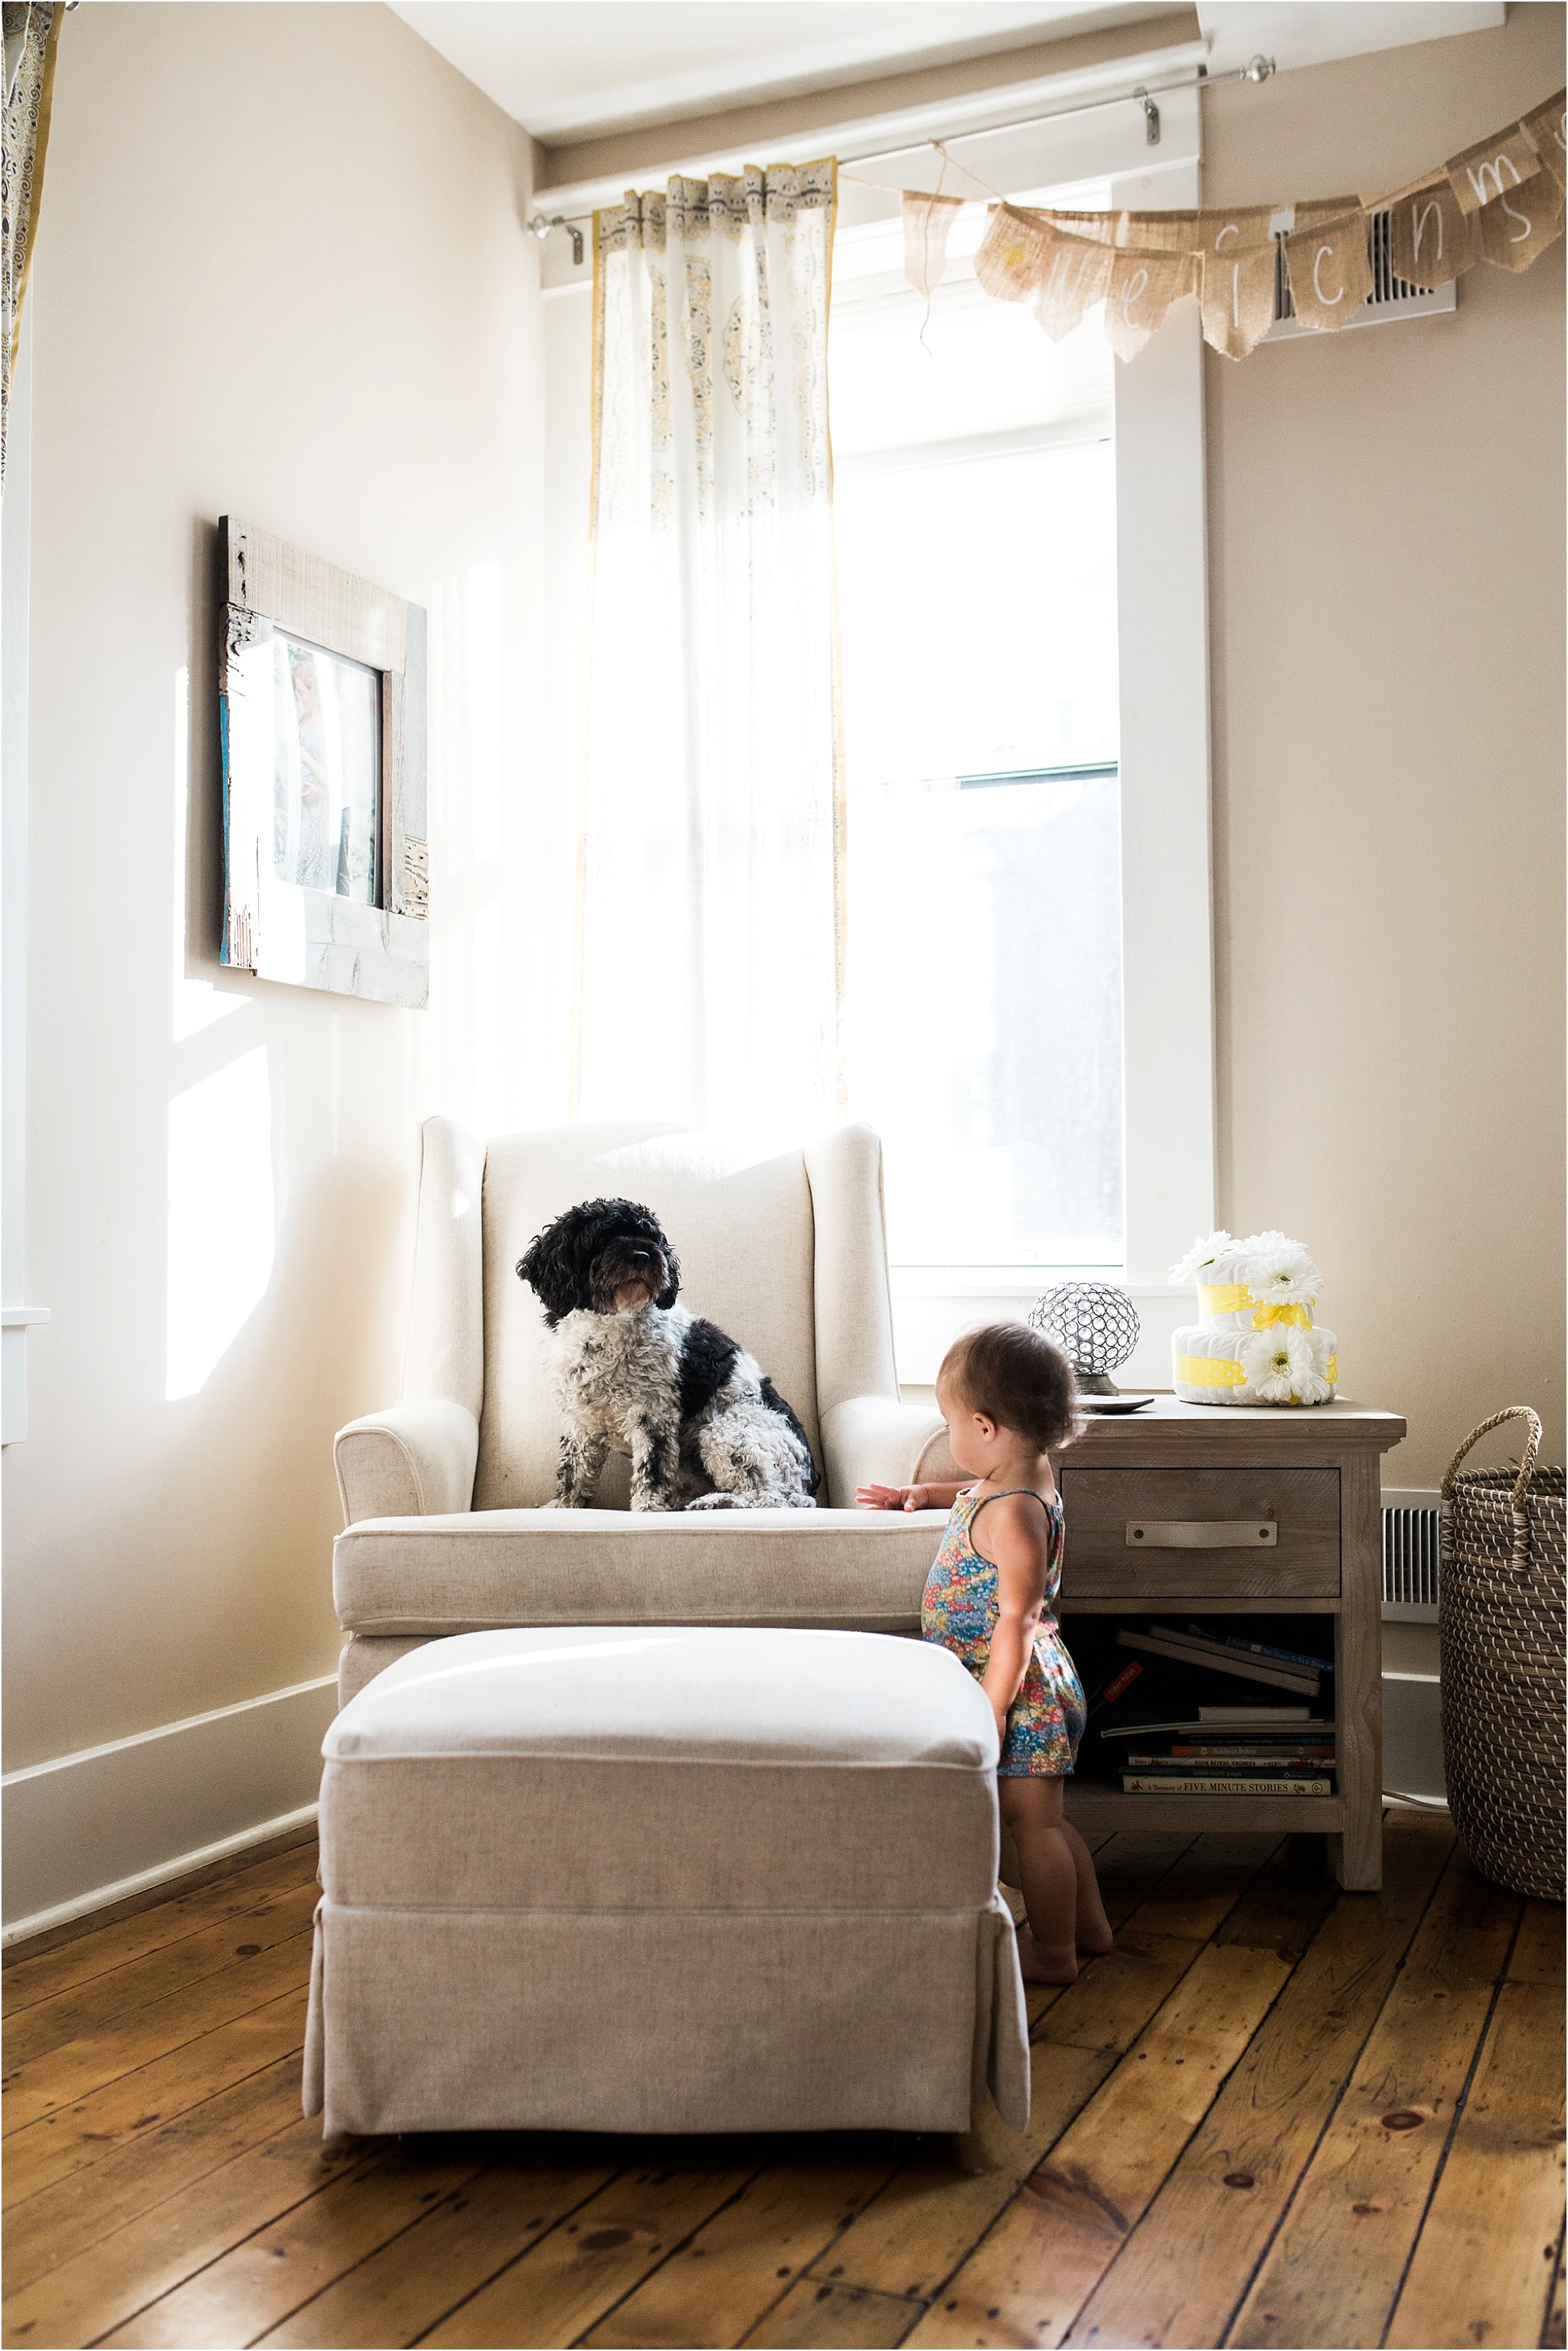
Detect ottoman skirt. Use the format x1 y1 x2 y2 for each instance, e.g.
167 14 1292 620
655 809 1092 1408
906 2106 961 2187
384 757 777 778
305 1626 1029 2139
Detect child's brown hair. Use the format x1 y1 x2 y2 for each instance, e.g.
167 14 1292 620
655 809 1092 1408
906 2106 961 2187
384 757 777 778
939 1321 1080 1454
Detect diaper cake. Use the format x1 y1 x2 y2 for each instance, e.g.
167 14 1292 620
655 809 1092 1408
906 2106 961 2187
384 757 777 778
1169 1230 1338 1407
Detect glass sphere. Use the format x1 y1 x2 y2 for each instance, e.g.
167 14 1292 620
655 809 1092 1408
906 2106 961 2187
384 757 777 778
1029 1282 1141 1376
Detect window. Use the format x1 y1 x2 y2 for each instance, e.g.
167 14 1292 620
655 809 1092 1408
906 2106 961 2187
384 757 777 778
537 113 1215 1378
832 199 1125 1272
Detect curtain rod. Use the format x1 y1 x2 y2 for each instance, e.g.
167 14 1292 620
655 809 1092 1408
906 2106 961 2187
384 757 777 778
527 52 1276 249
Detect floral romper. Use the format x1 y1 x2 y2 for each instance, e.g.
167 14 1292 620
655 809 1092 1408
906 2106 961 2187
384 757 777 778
921 1486 1086 1777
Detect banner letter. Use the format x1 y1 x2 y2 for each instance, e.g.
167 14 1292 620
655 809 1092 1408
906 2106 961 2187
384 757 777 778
1283 209 1373 329
1387 175 1472 286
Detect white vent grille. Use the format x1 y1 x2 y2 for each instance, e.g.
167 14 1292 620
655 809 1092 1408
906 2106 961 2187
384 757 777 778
1266 209 1458 342
1383 1496 1442 1619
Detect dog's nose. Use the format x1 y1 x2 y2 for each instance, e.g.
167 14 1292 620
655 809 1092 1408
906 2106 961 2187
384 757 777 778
630 1247 650 1264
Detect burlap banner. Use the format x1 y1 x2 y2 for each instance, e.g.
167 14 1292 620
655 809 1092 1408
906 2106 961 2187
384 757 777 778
906 83 1565 363
903 189 964 298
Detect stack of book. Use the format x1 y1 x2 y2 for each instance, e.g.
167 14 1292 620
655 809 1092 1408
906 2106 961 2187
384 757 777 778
1091 1624 1337 1795
1112 1622 1331 1702
1099 1706 1338 1796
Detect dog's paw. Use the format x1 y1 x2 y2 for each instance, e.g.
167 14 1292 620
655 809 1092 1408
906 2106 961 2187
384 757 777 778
684 1491 747 1510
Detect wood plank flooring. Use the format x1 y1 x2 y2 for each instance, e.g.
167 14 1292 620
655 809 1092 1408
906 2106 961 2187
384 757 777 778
3 1813 1562 2350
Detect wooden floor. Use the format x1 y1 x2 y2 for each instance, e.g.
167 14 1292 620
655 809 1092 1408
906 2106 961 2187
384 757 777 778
3 1813 1563 2351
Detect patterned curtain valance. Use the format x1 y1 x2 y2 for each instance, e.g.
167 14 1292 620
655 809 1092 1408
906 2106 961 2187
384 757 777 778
596 162 836 256
2 0 62 478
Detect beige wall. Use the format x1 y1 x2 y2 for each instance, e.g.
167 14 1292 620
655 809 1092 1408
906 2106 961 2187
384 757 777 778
1202 5 1566 1486
5 2 544 1775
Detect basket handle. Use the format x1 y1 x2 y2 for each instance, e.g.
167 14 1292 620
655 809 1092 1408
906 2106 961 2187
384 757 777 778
1440 1406 1543 1574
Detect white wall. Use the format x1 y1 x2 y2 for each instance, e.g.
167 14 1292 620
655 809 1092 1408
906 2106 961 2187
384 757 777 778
3 2 547 1930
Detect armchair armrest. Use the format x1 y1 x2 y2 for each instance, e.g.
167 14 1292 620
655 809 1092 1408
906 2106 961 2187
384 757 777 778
821 1395 958 1507
334 1398 479 1525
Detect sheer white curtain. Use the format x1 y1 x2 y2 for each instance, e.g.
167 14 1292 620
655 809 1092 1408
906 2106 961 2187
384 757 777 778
573 164 842 1134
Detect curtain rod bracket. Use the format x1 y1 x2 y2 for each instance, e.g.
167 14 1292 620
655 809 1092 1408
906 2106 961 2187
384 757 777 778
528 214 585 266
1132 87 1161 145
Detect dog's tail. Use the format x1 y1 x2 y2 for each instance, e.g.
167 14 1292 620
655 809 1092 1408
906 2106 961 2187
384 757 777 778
760 1377 822 1496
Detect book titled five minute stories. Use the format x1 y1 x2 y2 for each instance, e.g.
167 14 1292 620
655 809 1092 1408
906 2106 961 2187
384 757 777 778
1101 1623 1336 1796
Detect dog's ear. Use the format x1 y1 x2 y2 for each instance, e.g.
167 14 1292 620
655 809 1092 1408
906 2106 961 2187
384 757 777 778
516 1215 582 1326
655 1238 681 1310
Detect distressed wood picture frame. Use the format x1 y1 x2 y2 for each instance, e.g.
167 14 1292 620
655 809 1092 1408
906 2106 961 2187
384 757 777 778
219 518 429 1007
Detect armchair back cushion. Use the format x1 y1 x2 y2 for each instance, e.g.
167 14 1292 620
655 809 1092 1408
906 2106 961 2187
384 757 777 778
471 1126 847 1511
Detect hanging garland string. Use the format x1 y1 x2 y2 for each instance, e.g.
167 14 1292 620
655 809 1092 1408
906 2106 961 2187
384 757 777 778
900 85 1566 361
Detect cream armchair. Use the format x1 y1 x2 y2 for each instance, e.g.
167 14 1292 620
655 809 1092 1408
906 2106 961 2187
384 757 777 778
333 1120 959 1703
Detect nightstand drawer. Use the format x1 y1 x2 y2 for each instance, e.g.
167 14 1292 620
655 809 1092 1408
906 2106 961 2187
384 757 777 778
1060 1467 1340 1597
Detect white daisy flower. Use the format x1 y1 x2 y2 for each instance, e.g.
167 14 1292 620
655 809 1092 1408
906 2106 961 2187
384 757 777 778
1240 1230 1322 1306
1169 1229 1233 1284
1240 1324 1333 1405
1240 1326 1302 1404
1294 1326 1337 1407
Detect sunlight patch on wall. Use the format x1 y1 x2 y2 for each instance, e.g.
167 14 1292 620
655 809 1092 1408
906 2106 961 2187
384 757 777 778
166 1047 275 1400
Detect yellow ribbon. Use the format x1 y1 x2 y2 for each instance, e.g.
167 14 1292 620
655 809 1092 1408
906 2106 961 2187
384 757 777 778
1177 1348 1338 1393
1252 1302 1312 1329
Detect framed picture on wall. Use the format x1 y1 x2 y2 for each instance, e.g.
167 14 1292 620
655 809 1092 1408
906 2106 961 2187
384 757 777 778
218 518 429 1005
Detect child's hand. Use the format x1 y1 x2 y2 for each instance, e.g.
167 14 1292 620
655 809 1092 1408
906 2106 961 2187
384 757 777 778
856 1482 929 1512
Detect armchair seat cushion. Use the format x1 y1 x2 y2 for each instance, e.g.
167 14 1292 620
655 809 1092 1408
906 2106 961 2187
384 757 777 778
334 1506 950 1640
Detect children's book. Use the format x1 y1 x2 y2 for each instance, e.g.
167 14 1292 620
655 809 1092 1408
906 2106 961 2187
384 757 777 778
1198 1705 1317 1723
1121 1774 1334 1797
1221 1633 1335 1675
1083 1658 1144 1727
1098 1710 1332 1739
1122 1755 1331 1774
1114 1627 1320 1695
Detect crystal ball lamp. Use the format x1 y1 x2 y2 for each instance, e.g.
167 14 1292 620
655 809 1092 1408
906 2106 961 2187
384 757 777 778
1029 1283 1141 1397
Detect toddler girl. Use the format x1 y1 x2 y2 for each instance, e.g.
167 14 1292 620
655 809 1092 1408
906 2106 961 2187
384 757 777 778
858 1322 1111 1984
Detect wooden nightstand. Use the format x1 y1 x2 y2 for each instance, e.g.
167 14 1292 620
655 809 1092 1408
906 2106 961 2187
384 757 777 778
1057 1398 1406 1888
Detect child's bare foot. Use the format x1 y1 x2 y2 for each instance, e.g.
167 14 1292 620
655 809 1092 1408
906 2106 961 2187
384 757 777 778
1015 1923 1079 1984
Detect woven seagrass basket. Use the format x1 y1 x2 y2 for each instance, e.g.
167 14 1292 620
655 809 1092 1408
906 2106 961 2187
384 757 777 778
1439 1407 1566 1901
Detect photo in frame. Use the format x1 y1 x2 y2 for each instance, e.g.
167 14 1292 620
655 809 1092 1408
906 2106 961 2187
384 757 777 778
219 518 429 1005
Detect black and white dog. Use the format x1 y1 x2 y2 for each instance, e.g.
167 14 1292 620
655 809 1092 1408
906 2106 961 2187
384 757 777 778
516 1198 820 1512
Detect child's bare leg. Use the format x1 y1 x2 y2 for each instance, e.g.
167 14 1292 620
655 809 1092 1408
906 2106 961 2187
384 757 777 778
998 1778 1080 1984
1063 1818 1113 1954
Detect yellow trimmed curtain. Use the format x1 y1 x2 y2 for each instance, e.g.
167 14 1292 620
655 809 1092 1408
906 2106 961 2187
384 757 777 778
2 0 61 479
573 162 842 1133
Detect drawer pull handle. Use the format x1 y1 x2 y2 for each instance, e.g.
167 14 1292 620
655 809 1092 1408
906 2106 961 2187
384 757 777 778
1127 1519 1278 1548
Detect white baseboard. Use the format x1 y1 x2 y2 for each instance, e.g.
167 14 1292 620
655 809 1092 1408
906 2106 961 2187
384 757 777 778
2 1802 322 1948
2 1673 338 1938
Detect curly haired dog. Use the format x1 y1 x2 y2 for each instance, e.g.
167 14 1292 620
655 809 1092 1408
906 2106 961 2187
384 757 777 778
516 1198 820 1512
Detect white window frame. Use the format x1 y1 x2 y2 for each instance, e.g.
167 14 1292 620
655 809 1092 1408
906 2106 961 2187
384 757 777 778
872 123 1213 1386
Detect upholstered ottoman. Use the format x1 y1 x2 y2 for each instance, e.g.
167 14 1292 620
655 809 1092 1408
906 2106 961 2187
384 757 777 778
304 1625 1028 2139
